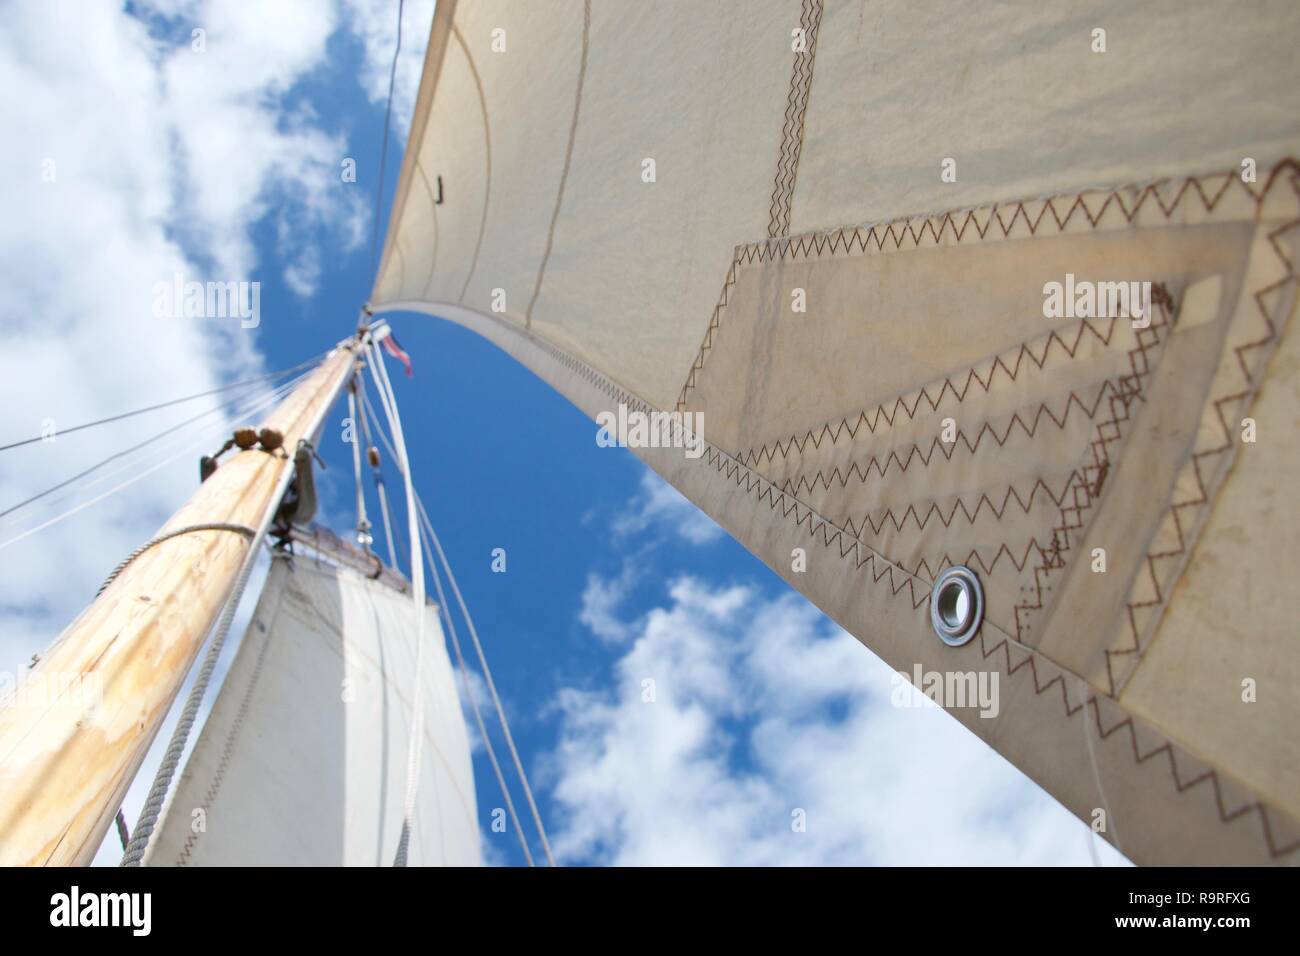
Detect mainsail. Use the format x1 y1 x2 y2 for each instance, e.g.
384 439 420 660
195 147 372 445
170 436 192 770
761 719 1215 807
143 554 480 867
370 0 1300 864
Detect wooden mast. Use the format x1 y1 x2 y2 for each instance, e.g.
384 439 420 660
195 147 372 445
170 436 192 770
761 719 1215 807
0 338 363 865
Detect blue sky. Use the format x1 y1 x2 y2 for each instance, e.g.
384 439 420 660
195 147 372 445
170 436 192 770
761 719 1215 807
0 0 1122 867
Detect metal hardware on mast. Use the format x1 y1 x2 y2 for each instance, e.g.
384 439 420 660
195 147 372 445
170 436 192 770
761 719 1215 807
0 334 367 866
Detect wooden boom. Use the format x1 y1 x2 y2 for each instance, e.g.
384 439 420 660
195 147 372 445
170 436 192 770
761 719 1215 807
0 341 361 865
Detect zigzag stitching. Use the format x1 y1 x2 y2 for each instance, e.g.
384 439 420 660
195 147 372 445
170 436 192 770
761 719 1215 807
971 605 1298 858
740 317 1123 468
676 166 1272 412
1009 296 1173 646
773 376 1134 496
844 474 1076 537
1102 178 1300 695
768 0 823 238
910 536 1056 579
522 170 1300 858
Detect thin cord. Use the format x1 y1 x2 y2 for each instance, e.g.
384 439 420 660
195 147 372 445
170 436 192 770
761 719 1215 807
418 494 557 867
121 347 361 864
416 497 534 866
97 523 255 598
1078 677 1124 857
0 356 322 453
362 381 555 866
346 385 370 541
0 380 300 552
121 511 280 865
356 378 399 567
369 0 405 278
1 373 307 520
367 341 426 866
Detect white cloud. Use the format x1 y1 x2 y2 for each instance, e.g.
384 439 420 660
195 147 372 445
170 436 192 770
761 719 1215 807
548 574 1130 866
156 1 368 295
613 470 724 546
342 0 436 140
578 564 639 644
452 663 492 755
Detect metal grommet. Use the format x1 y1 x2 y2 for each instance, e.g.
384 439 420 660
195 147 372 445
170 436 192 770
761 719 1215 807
930 565 983 647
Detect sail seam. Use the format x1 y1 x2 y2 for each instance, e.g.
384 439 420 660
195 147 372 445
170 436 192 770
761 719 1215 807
452 24 492 305
414 161 440 299
677 163 1294 412
734 314 1135 467
768 0 823 238
525 0 592 329
675 159 1300 699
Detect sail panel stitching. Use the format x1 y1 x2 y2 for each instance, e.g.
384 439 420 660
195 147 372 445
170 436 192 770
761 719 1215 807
502 305 1300 863
767 0 823 238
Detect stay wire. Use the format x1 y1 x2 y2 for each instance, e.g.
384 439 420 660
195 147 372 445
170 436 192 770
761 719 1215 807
1 371 310 521
355 377 399 568
415 497 535 867
368 0 405 279
361 366 553 865
0 354 324 453
366 342 426 866
416 493 557 867
0 377 305 552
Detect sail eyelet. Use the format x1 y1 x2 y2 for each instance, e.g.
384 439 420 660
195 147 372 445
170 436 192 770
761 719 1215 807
930 566 983 647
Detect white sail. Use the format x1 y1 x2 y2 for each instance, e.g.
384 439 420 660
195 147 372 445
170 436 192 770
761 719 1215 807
143 554 480 866
369 0 1300 864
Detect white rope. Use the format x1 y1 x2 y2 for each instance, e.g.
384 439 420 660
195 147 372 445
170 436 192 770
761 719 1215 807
1078 676 1124 858
367 342 427 866
0 377 303 552
2 373 308 533
360 390 401 469
417 496 557 867
120 346 360 865
346 385 371 545
374 479 399 569
414 497 535 866
356 377 399 567
121 466 292 865
360 386 554 865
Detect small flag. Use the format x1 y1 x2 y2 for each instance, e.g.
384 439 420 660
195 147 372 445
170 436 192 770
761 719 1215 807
381 333 414 377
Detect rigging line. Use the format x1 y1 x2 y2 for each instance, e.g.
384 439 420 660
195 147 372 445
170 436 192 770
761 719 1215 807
368 0 405 279
346 384 371 541
0 378 302 552
414 496 557 867
0 354 323 453
359 384 407 566
0 371 310 521
356 377 398 567
361 390 400 470
361 353 405 573
122 509 285 865
367 341 427 866
97 523 256 598
361 380 555 865
375 474 400 570
418 496 557 867
122 348 363 866
0 374 306 533
1078 676 1124 857
415 497 535 866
